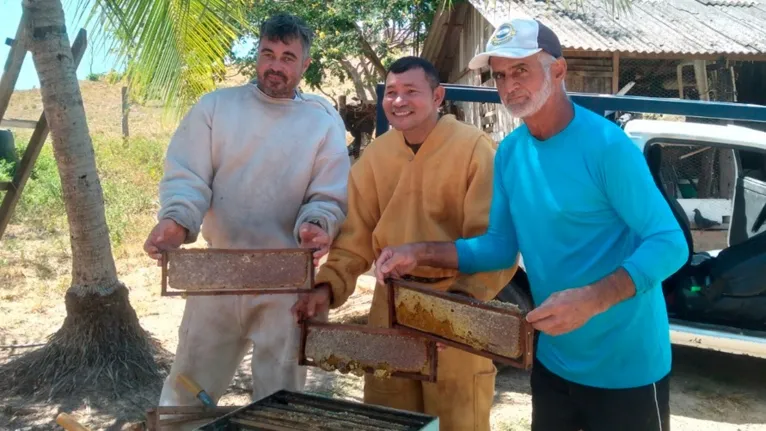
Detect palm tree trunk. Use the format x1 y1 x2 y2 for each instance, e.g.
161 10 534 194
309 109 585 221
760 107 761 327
0 0 167 409
28 1 118 292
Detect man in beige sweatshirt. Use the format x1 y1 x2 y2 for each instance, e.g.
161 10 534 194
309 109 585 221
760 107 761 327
143 13 351 406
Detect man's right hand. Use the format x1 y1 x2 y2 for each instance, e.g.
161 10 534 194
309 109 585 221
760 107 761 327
291 283 332 324
374 244 420 285
143 219 188 265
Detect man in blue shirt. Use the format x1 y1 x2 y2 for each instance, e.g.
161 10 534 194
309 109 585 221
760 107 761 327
374 17 688 431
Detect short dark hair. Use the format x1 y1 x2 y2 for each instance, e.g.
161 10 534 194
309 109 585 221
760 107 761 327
386 56 441 90
259 13 313 59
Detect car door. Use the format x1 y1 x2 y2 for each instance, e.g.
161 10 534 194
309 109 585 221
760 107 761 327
729 149 766 246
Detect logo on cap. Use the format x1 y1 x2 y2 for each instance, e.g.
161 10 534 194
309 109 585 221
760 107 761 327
491 23 516 46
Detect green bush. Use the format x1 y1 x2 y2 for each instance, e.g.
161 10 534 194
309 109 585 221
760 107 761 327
5 132 167 249
104 70 124 85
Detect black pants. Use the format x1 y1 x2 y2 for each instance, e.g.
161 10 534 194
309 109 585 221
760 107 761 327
531 359 670 431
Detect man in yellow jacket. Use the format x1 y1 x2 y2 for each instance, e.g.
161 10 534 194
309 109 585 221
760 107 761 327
292 56 517 430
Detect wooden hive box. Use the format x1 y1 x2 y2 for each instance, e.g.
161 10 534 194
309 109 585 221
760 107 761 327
196 390 440 430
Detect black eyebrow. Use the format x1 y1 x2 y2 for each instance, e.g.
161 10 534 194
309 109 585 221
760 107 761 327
259 47 297 59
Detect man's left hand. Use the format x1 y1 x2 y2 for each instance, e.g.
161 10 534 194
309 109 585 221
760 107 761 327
525 286 602 336
299 222 330 266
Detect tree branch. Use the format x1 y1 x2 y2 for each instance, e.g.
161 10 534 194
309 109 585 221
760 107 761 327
359 60 377 101
340 58 372 102
354 23 387 79
315 85 338 107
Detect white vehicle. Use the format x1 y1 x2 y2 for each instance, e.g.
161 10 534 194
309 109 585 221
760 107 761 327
497 118 766 360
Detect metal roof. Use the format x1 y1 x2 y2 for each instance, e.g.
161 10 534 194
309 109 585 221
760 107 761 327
468 0 766 56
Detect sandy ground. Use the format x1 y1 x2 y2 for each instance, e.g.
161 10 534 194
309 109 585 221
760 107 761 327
1 227 766 430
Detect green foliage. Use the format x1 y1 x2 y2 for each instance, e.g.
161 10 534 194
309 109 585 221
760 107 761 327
68 0 634 114
76 0 255 118
232 0 451 99
104 69 124 85
0 160 15 183
3 132 165 249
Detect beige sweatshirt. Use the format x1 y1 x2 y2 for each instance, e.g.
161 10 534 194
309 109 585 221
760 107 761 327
157 82 351 249
316 115 517 308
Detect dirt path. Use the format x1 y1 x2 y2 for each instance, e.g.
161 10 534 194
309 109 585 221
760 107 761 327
2 253 766 430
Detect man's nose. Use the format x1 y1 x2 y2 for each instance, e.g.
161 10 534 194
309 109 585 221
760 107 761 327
267 60 288 73
502 77 520 95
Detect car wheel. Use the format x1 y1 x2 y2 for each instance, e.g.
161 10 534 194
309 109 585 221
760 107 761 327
495 279 533 313
0 129 17 162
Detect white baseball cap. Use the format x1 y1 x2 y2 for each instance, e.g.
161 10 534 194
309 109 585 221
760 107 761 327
468 17 563 70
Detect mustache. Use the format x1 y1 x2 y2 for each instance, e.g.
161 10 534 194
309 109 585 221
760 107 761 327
264 70 287 81
504 91 528 102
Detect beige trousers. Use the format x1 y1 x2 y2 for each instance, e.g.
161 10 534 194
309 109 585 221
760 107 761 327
158 293 312 407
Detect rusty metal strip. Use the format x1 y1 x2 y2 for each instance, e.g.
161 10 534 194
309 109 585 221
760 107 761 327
387 278 534 370
299 320 438 382
161 248 315 296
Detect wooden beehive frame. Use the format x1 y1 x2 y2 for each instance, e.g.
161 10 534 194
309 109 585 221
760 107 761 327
145 406 241 431
195 390 440 430
161 248 315 296
298 321 439 382
387 278 535 370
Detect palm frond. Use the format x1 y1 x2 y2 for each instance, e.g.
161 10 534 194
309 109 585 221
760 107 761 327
72 0 254 117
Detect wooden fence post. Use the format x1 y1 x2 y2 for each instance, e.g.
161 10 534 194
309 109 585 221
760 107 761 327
121 85 129 144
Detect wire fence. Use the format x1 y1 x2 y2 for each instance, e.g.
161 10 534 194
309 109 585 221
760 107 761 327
617 58 739 102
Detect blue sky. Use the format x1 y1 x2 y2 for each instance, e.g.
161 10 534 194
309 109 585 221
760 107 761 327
0 0 125 91
0 0 255 91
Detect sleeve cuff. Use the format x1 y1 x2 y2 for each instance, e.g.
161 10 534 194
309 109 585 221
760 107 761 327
621 262 651 295
158 210 199 244
454 239 476 274
315 270 348 309
294 212 337 245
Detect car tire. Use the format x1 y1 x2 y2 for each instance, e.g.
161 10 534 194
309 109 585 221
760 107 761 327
492 279 534 372
495 279 533 313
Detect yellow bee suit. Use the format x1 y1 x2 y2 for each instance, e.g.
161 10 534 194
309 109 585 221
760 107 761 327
316 114 518 431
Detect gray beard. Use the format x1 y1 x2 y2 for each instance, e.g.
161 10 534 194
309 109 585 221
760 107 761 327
503 71 553 119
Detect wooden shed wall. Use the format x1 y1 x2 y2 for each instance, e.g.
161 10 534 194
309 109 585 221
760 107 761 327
565 57 616 94
444 6 520 142
436 7 618 142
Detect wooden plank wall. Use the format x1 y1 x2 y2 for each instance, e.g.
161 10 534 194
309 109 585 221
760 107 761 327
445 7 522 143
565 57 615 94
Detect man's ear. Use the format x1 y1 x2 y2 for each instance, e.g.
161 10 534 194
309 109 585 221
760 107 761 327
433 85 446 106
302 57 312 74
552 58 567 82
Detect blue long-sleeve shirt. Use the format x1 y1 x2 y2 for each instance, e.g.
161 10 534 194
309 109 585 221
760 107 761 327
456 102 688 389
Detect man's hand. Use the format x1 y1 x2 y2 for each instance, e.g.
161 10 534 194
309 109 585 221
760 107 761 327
291 283 332 323
143 219 188 266
299 222 330 266
525 286 602 336
374 244 420 284
526 269 636 336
